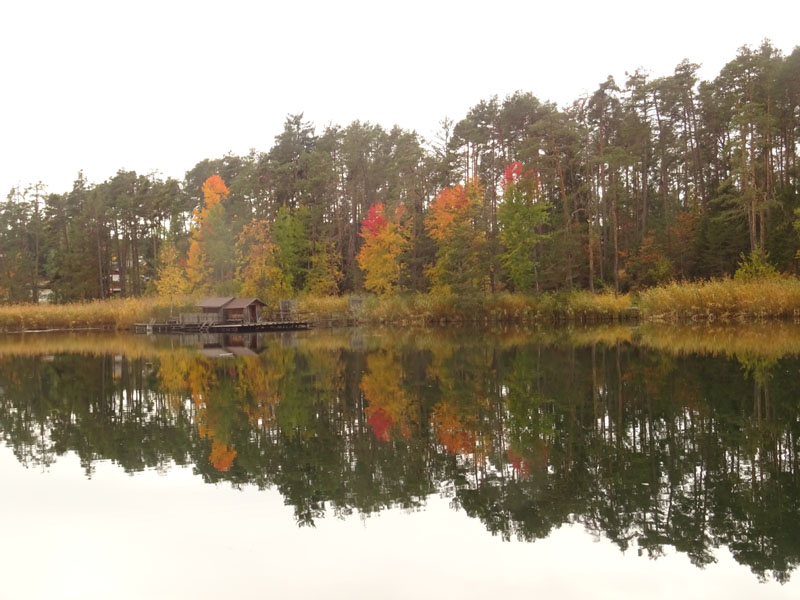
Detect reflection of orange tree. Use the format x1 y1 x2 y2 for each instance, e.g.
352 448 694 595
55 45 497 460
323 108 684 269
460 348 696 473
159 353 238 472
431 401 476 454
360 351 415 441
188 358 239 472
427 340 494 463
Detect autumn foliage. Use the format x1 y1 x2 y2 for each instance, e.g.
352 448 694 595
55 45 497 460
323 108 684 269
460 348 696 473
236 218 292 303
502 161 523 188
360 351 414 441
425 186 470 242
357 203 408 295
186 175 234 292
425 178 488 294
432 401 476 455
361 203 389 238
200 174 230 209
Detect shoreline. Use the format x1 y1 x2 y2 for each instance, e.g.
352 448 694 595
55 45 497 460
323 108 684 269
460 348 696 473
0 276 799 333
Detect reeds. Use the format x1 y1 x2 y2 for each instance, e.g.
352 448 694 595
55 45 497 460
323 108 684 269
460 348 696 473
0 296 195 333
300 291 635 325
638 277 800 321
9 277 798 334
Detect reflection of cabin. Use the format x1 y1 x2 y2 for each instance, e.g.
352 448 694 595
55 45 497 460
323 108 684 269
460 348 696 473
199 333 265 358
182 297 266 326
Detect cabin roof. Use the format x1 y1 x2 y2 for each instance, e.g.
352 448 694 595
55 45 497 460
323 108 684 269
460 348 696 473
197 297 235 309
224 297 266 309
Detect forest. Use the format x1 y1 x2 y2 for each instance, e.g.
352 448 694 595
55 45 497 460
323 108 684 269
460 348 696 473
2 41 799 304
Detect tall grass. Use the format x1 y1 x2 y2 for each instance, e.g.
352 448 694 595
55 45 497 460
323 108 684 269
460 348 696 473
638 277 800 321
297 291 635 325
10 276 799 333
0 296 195 333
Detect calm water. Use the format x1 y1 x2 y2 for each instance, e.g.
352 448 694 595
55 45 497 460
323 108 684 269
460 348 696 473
1 325 800 599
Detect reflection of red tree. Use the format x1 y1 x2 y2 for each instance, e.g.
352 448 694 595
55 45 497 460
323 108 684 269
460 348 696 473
367 407 393 442
209 438 237 472
507 448 530 478
360 352 414 442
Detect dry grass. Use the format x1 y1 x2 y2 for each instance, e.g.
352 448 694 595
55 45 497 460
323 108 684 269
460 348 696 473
313 291 636 325
0 296 196 333
563 290 634 320
639 277 800 321
17 277 798 334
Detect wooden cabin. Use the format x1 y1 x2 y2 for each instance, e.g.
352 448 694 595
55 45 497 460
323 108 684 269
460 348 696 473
221 298 265 324
184 297 265 325
140 297 309 333
195 297 235 323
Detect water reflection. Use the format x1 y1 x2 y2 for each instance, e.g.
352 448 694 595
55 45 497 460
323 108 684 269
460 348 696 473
1 326 799 582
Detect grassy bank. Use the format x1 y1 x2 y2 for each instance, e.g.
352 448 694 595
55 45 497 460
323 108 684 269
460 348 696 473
0 291 633 332
638 277 800 322
300 290 635 325
0 296 195 333
0 276 797 333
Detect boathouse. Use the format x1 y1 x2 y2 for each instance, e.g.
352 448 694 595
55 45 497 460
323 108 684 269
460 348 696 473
221 298 266 324
193 297 266 324
196 297 235 323
136 297 310 333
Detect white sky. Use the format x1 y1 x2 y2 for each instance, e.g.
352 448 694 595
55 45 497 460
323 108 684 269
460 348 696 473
1 0 798 198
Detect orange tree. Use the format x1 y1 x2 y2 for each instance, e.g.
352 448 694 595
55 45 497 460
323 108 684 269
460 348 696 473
424 178 489 294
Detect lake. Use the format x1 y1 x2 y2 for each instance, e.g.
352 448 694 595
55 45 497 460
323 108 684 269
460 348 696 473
1 324 799 599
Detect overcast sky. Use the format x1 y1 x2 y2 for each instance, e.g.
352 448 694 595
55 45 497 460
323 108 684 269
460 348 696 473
1 0 797 198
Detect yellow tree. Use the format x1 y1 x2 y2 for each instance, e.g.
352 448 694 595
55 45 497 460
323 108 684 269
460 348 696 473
356 203 408 295
185 239 211 293
236 218 292 304
155 241 188 315
306 240 343 296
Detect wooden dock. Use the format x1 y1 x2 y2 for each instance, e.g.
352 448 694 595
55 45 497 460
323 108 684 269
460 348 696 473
134 319 312 334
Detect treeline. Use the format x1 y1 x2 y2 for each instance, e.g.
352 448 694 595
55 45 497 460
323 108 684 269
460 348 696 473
3 41 799 303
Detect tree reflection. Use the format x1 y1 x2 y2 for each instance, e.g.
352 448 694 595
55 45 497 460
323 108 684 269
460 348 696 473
0 327 798 580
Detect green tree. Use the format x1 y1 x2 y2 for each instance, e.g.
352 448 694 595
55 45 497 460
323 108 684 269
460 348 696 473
273 205 311 292
498 162 551 291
